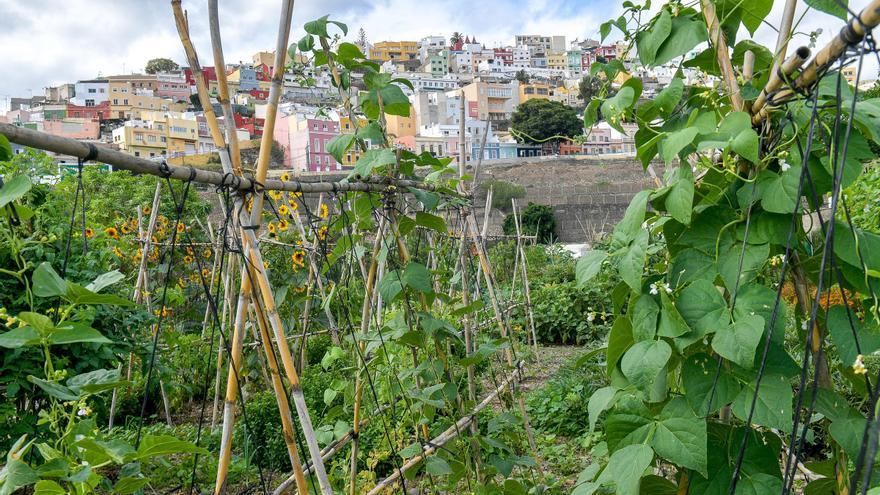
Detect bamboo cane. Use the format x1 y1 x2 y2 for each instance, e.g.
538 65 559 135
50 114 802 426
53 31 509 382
289 205 340 344
701 0 744 111
743 50 755 84
512 199 539 356
364 361 526 495
208 0 243 175
458 210 482 481
750 47 812 123
212 254 236 429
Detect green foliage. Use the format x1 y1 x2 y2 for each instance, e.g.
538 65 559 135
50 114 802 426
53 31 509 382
502 202 555 243
510 99 582 147
527 356 605 436
479 179 525 211
578 75 603 102
144 57 180 74
842 161 880 233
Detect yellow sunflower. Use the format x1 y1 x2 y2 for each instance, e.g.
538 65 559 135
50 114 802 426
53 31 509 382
189 272 200 283
142 205 151 215
176 222 186 234
263 260 270 269
113 247 123 257
292 250 306 267
120 222 131 234
201 268 210 278
177 277 186 289
278 219 289 231
185 246 194 256
84 228 94 238
280 172 291 182
203 248 212 259
104 227 120 240
267 222 277 234
319 204 329 219
183 255 194 264
279 204 290 216
317 225 328 241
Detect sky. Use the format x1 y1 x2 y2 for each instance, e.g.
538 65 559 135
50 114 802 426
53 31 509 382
0 0 877 104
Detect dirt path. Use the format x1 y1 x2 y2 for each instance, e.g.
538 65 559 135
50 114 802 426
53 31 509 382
519 345 584 394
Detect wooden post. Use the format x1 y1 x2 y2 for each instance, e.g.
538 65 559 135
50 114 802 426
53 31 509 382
512 199 539 356
701 0 743 111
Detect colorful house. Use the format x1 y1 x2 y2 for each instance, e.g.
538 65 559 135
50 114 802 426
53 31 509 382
273 109 342 172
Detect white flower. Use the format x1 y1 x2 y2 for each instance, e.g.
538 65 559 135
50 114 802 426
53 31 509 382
587 312 596 322
801 320 809 331
780 161 791 172
854 354 868 375
664 284 673 294
641 221 648 229
649 283 659 295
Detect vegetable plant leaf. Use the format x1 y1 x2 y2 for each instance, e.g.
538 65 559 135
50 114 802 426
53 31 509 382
576 250 608 286
711 314 764 368
621 339 671 394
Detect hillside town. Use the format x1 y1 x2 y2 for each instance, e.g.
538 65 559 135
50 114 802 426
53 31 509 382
3 30 868 172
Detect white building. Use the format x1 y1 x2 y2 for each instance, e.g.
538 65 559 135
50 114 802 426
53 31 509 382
419 36 447 62
393 72 461 93
70 80 109 107
512 46 531 69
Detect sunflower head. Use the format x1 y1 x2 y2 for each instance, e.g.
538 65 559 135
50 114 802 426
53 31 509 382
84 228 95 238
319 204 329 219
278 219 289 231
120 223 131 234
104 227 119 239
267 222 277 233
280 172 290 182
203 248 212 259
279 204 290 216
183 255 194 264
201 268 210 278
317 225 328 241
292 250 306 266
142 205 151 215
176 222 186 233
113 247 123 257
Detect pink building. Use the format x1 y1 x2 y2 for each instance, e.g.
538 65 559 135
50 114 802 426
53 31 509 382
581 45 618 70
156 74 191 101
40 119 100 140
274 112 341 172
493 48 513 66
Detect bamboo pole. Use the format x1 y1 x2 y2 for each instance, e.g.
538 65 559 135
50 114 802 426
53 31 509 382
208 0 243 175
751 47 811 123
458 210 482 480
0 124 448 196
512 199 539 356
212 253 236 429
742 50 755 84
770 0 798 81
364 361 526 495
701 0 744 111
289 207 340 344
349 217 388 495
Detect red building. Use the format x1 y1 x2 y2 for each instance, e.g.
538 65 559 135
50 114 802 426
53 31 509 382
248 88 269 100
183 67 218 86
66 100 110 120
493 48 513 66
581 45 618 70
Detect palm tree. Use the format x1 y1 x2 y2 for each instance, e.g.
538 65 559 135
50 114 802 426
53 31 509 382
450 32 463 46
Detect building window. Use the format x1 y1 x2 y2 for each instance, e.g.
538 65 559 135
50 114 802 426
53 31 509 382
314 138 320 152
148 135 157 142
134 151 140 157
88 88 96 93
85 99 95 107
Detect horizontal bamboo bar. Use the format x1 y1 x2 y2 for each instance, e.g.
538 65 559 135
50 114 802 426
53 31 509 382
364 361 526 495
0 123 449 195
751 46 812 117
753 0 880 124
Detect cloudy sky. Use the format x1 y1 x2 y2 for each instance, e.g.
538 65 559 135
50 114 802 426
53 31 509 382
0 0 876 102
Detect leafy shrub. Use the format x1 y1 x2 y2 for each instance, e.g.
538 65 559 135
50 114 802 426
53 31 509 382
503 202 556 243
527 356 605 436
479 179 526 211
526 281 612 345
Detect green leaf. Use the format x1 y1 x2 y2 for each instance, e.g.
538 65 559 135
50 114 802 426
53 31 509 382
414 212 446 234
583 99 601 128
402 262 432 293
27 376 79 401
0 135 12 162
621 340 671 394
326 133 357 163
732 374 792 431
33 480 66 495
827 305 880 365
377 270 403 302
631 294 659 342
805 0 848 20
607 317 634 375
0 326 40 348
619 230 649 291
601 87 636 132
653 77 684 117
114 477 150 494
613 190 650 244
425 455 452 475
48 323 111 345
666 164 694 224
717 242 769 292
756 165 801 213
135 435 208 460
682 353 741 415
0 175 31 209
595 444 653 495
637 10 672 66
1 459 38 495
588 386 618 432
65 283 135 306
408 187 439 211
658 291 690 338
652 397 707 477
731 128 760 163
660 128 699 164
676 280 729 336
32 262 67 298
653 13 708 66
712 314 764 368
67 368 126 395
352 148 396 177
576 250 608 286
741 0 774 34
86 270 124 293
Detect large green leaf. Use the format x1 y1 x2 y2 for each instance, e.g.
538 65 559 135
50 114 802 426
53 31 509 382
0 175 32 209
717 242 769 292
620 340 671 394
0 135 12 162
631 294 659 342
740 0 774 34
32 262 67 298
352 148 396 177
613 190 650 245
676 280 729 336
67 368 127 395
607 317 634 375
414 212 446 234
731 128 760 163
0 326 40 348
576 250 608 287
48 323 111 345
402 262 432 293
588 386 618 433
712 314 764 368
135 434 208 460
666 164 694 224
651 397 707 477
325 133 357 163
637 9 672 66
756 165 801 213
732 373 792 430
682 353 741 415
653 13 708 66
27 376 79 401
619 230 649 291
595 444 653 495
660 128 699 164
827 305 880 365
658 291 690 338
377 270 403 302
805 0 848 20
425 455 453 475
85 270 124 293
0 459 37 495
64 283 135 306
668 249 716 287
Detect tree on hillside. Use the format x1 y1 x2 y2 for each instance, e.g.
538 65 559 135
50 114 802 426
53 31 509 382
450 32 463 46
145 58 180 74
503 202 556 243
515 70 530 83
578 74 603 101
510 99 582 152
356 27 368 51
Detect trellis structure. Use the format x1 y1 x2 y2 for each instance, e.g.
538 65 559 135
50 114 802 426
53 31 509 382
0 2 546 494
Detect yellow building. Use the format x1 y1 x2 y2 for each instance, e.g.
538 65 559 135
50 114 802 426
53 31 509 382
369 41 419 62
550 85 582 106
109 80 187 120
461 81 516 122
385 108 416 139
111 122 166 159
843 66 858 84
112 112 199 159
519 82 552 102
166 116 199 156
338 116 367 167
547 51 568 71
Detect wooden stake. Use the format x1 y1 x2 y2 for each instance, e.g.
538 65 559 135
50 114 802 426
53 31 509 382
512 199 539 356
701 0 744 111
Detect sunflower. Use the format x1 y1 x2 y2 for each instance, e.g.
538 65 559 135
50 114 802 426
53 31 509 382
104 227 120 240
263 260 270 269
319 204 329 219
279 204 290 216
154 306 171 318
316 225 328 241
267 222 277 234
203 248 212 259
176 222 186 234
151 235 158 244
183 255 194 264
158 215 169 226
189 272 200 283
269 190 283 200
278 219 289 231
130 218 138 228
289 200 299 211
142 205 151 215
156 228 166 238
84 228 94 238
120 222 131 234
177 277 186 289
280 172 290 182
201 268 210 278
113 247 123 257
292 250 306 267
